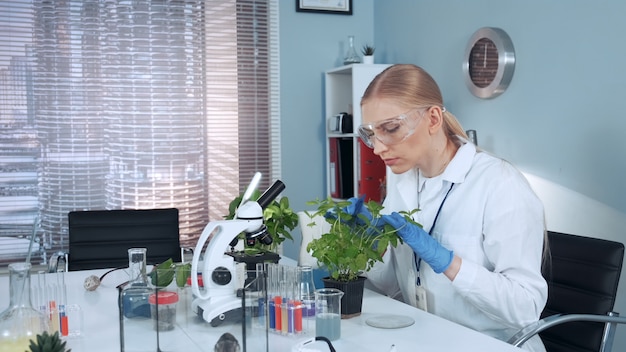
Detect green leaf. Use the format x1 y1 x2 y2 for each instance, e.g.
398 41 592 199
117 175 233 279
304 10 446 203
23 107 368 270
150 258 175 287
175 263 191 288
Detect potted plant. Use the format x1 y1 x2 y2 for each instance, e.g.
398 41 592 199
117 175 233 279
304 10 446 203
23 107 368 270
361 44 375 64
304 196 418 317
28 331 71 352
225 190 299 269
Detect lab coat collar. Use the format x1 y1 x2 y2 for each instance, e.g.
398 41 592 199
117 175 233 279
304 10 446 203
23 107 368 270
394 139 476 207
442 141 476 185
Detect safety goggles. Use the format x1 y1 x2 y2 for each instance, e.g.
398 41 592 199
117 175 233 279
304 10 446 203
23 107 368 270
358 107 427 148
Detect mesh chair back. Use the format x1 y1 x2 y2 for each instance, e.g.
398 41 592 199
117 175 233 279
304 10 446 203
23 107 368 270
68 208 181 271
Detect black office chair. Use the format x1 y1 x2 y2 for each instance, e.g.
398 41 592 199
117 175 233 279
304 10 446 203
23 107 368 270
509 231 626 352
66 208 182 271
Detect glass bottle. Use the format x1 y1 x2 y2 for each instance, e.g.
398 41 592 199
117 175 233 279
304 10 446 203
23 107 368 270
343 35 361 65
120 248 155 352
0 262 48 352
122 248 151 318
299 265 316 317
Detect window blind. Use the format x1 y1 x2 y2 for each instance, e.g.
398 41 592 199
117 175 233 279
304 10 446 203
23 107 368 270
0 0 280 267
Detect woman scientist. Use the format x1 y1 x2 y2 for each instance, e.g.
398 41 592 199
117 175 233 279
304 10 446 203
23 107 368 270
358 64 547 352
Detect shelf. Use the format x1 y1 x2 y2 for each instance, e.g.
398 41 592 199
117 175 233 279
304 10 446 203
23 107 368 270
324 64 391 202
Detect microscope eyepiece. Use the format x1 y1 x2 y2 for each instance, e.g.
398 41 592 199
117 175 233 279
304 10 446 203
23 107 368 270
257 180 285 209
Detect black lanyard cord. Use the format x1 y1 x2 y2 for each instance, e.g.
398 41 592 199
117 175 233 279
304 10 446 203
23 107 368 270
415 182 455 285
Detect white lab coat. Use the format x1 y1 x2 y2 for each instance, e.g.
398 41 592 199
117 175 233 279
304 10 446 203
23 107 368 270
366 142 548 352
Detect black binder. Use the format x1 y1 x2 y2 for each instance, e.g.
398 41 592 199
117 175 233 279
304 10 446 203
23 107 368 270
337 138 354 198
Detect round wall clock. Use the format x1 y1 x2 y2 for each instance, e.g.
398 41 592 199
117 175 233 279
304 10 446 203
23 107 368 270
462 27 515 99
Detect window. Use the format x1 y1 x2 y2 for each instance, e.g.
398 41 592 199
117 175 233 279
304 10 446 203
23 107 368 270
0 0 280 267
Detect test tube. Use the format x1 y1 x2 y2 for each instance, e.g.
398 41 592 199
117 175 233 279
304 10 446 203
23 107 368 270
256 263 266 327
57 271 69 336
282 266 292 334
279 266 288 334
267 263 277 330
33 271 48 332
293 267 303 333
48 273 60 333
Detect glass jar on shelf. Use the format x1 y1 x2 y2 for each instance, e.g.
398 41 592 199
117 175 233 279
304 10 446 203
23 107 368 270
343 35 361 65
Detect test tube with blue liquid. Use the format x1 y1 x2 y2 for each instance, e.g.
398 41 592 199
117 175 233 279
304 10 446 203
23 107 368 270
267 263 278 331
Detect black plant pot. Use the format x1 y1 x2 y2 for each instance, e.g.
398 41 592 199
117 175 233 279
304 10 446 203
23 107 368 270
322 276 366 318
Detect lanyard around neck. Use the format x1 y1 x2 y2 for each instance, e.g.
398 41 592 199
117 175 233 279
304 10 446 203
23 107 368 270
415 182 455 285
428 182 455 235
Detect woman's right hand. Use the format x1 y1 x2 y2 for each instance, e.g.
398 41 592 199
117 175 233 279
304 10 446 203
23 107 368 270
381 212 454 274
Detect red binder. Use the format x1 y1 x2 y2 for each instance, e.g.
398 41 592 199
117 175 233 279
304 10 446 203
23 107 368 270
358 140 386 202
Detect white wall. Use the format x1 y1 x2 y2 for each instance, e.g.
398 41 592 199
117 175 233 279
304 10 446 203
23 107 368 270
524 172 626 346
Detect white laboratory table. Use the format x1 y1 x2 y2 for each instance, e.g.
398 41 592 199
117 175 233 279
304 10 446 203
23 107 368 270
0 267 524 352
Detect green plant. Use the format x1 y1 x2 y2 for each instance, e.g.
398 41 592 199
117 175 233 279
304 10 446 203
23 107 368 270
149 258 191 288
361 44 375 56
226 190 298 254
305 197 419 282
28 331 71 352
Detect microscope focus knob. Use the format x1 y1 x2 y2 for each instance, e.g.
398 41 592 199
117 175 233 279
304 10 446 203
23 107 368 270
211 266 232 286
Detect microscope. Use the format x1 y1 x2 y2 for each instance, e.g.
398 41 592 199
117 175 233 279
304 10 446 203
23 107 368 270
190 172 285 326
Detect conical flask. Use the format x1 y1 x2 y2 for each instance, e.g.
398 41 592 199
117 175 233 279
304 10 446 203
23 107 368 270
0 262 49 352
343 35 361 65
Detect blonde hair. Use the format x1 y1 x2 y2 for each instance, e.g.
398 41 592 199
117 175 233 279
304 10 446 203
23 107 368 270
361 64 468 147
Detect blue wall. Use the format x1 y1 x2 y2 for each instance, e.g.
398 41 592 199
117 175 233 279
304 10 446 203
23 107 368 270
278 0 375 257
373 0 626 215
279 1 626 347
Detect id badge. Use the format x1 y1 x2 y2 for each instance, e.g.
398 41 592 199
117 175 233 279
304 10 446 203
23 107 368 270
415 285 428 311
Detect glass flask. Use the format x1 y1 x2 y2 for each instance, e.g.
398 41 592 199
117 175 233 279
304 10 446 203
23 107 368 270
343 35 361 65
119 248 155 352
0 262 49 352
299 266 316 317
121 248 151 318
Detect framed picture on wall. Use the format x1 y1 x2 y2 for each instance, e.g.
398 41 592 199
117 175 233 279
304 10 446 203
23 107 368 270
296 0 352 15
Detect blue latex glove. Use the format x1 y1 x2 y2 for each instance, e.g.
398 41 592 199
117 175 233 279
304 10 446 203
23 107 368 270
344 196 373 225
381 212 454 274
324 196 372 224
324 196 384 235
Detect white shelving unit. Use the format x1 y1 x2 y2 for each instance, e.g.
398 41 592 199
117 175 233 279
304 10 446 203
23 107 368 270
324 64 391 200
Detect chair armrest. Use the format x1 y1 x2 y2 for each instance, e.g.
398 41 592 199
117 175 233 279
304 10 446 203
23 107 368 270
508 313 626 348
48 251 68 272
180 246 194 264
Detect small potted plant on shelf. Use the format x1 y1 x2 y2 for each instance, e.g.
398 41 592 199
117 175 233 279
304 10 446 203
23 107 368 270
304 196 418 318
361 44 375 64
225 190 299 269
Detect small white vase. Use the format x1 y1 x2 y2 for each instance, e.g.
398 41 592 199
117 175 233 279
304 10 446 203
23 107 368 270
363 55 374 64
